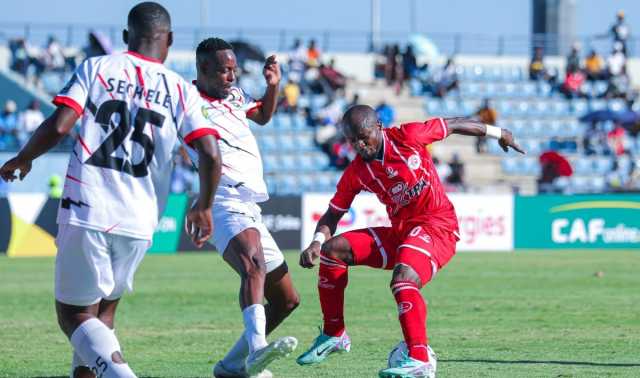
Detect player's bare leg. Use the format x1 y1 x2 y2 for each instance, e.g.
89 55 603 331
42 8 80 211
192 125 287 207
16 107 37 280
264 262 300 333
57 300 135 378
297 236 353 365
220 229 296 376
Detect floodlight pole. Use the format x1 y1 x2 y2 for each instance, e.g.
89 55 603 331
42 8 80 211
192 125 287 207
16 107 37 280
371 0 381 52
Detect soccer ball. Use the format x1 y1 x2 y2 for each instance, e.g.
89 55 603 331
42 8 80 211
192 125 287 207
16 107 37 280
387 341 408 368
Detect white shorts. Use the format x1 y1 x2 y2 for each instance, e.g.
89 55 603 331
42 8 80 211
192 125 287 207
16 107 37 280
210 199 285 273
55 224 150 306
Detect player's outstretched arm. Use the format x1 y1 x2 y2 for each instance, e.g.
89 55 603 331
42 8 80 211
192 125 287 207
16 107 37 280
0 106 79 182
299 208 343 269
445 116 525 154
247 55 281 125
185 135 222 248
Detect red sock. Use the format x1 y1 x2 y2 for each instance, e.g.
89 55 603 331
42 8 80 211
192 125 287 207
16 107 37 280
318 254 348 336
392 280 428 362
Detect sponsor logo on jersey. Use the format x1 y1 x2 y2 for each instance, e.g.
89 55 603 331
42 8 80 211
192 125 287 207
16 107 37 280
388 178 429 206
408 154 421 170
386 166 398 178
397 301 413 315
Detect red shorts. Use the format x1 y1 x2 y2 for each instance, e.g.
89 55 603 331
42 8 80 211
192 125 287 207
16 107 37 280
341 224 457 285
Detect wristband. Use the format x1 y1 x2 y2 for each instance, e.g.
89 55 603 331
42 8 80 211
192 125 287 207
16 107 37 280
485 124 502 139
313 232 326 245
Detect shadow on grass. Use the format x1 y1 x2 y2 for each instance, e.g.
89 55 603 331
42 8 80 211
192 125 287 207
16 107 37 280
442 359 640 367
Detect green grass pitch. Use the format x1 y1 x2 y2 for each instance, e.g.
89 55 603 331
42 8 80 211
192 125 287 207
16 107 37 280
1 250 639 377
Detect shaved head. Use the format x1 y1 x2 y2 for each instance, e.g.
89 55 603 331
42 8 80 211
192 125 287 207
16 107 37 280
127 2 171 36
342 104 378 135
341 105 383 161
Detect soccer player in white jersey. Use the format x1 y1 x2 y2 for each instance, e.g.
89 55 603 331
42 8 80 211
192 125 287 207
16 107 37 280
0 3 222 378
192 38 299 378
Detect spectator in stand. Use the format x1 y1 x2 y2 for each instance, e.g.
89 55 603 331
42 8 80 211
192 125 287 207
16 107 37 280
401 45 417 93
609 10 630 55
475 98 498 153
566 43 582 73
0 100 19 149
446 153 465 190
82 30 112 59
560 66 587 99
348 93 360 108
432 156 452 183
281 79 300 114
607 123 628 156
43 35 66 72
307 39 321 67
385 44 401 89
603 64 631 99
585 50 606 81
529 47 546 80
375 101 395 127
9 38 45 81
18 100 44 145
288 38 307 83
319 59 347 91
606 43 626 78
433 57 459 97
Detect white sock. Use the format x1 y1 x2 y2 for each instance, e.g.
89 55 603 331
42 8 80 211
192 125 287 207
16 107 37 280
69 318 137 378
70 351 86 378
222 335 250 371
242 304 268 354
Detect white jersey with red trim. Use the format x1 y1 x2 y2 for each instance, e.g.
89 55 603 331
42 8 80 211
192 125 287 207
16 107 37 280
195 84 268 202
52 51 219 240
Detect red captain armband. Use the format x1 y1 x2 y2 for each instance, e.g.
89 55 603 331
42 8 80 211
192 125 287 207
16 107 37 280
183 128 221 147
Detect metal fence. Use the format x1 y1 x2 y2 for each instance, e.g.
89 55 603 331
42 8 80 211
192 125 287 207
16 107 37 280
0 22 638 56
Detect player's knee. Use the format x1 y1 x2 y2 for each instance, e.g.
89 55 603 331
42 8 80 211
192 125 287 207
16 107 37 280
285 292 301 313
390 264 422 288
320 237 351 263
240 247 266 279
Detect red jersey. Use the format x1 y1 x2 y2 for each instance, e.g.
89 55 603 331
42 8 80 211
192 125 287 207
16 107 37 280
329 118 459 235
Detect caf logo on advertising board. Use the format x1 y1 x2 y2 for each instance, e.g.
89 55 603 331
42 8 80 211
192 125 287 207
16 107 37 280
550 201 640 244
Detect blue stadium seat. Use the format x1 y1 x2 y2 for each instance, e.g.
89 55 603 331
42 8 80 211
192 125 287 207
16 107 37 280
297 95 310 109
589 99 607 111
528 120 544 138
263 154 279 173
425 100 441 115
571 176 590 193
274 114 293 130
293 131 315 151
520 82 536 97
550 101 569 117
563 119 582 137
260 134 278 152
594 81 609 96
312 152 331 168
608 99 626 112
589 176 607 192
277 175 299 194
501 158 519 174
572 157 592 175
297 154 315 172
522 157 541 175
570 99 589 116
279 154 297 171
278 133 296 151
594 157 613 174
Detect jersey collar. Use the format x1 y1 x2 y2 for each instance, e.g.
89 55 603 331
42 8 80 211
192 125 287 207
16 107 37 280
125 51 163 64
374 130 386 164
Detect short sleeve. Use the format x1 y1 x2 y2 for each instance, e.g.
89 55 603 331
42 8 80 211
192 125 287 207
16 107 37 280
52 59 92 116
328 163 362 213
179 82 220 147
239 88 262 117
401 118 448 145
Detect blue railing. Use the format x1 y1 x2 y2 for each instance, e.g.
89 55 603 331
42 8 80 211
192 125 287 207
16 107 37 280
0 22 637 56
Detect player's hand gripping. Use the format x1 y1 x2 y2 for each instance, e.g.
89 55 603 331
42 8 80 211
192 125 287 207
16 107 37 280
185 200 213 248
263 55 281 86
499 129 525 154
299 241 322 268
0 155 32 182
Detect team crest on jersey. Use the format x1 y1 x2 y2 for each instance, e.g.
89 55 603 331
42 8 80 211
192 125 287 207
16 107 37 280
408 154 421 170
386 166 398 178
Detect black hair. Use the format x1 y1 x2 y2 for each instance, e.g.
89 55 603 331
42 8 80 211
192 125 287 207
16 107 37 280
127 2 171 36
196 37 233 67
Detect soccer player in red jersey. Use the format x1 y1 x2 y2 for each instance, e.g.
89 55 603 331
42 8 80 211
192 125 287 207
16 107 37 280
296 104 523 377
